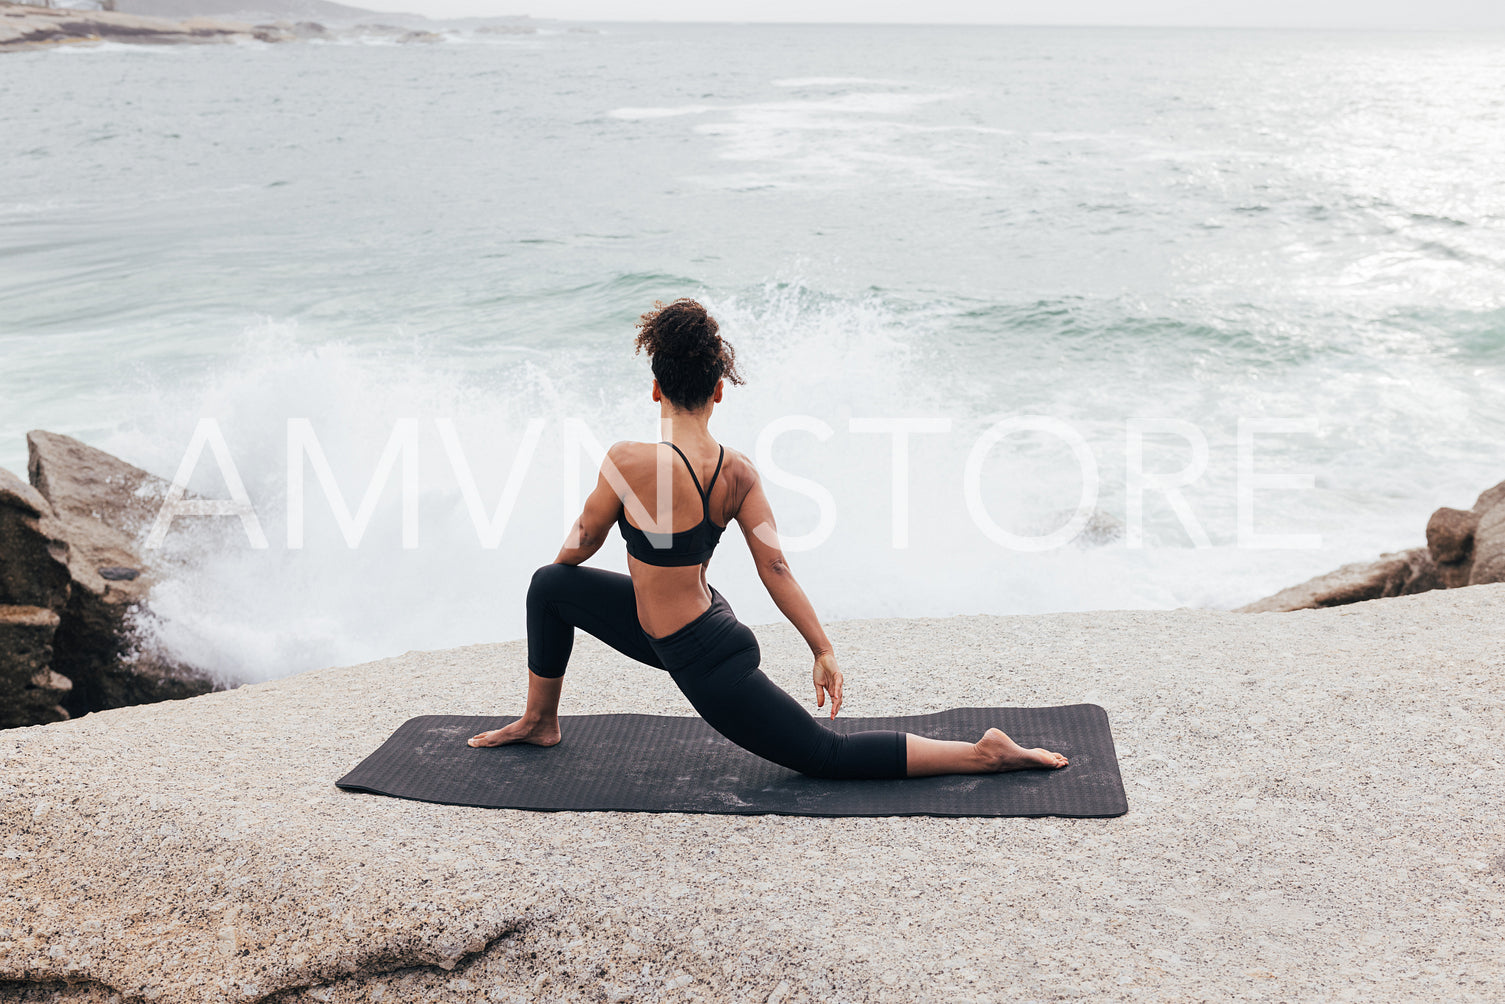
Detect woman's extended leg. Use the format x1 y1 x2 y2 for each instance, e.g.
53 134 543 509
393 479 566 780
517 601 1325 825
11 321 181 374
666 609 1068 778
470 564 661 748
904 731 1068 776
682 661 1068 778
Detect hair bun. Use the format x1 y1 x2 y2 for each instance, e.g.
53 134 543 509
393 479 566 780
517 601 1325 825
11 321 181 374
634 298 745 407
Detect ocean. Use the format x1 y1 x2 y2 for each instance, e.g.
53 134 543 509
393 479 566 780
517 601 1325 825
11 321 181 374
1 24 1502 684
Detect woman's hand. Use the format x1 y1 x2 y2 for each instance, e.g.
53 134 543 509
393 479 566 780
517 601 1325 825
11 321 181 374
813 651 843 720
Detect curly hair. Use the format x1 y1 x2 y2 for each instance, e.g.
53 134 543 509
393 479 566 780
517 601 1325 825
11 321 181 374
633 298 744 409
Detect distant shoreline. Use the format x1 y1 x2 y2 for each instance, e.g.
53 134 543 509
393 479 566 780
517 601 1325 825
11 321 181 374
0 1 508 51
0 0 278 51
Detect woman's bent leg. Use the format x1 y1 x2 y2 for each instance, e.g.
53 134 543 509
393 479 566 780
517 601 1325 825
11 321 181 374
469 670 564 747
526 563 663 676
472 564 662 749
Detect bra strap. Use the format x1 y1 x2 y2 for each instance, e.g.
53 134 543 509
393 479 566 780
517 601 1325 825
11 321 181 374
661 442 724 519
703 446 726 502
661 441 706 499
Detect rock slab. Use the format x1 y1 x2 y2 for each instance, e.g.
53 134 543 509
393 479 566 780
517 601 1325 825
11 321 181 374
2 587 1503 1003
1236 546 1437 613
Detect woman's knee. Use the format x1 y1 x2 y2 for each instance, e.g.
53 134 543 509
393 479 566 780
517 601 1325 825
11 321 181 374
527 563 574 605
794 733 846 779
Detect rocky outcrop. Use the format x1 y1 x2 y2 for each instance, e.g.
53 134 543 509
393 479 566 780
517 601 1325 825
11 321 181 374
1426 506 1477 587
25 431 214 719
0 468 73 728
0 605 68 728
1241 476 1505 612
0 467 71 613
1237 547 1438 613
1470 499 1505 586
0 1 287 51
0 432 214 729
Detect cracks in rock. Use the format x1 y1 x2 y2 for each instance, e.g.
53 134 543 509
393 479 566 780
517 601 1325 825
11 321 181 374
260 920 533 1003
0 919 533 1004
0 976 131 1003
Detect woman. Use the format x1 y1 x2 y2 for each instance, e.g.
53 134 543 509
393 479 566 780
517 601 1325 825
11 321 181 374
469 298 1068 779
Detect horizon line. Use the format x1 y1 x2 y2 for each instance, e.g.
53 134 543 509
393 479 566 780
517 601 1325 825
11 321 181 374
362 9 1505 31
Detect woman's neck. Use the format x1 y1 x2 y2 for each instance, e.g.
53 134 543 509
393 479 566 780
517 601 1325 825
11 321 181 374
659 406 713 445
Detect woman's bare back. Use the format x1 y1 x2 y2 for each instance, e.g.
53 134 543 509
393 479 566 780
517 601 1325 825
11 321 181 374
609 437 751 638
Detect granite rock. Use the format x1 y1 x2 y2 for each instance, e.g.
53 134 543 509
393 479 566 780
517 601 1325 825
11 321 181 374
1236 546 1437 613
1426 506 1477 565
1427 505 1478 587
0 605 67 728
2 586 1503 1002
0 466 71 614
1243 474 1505 611
1472 477 1505 517
1467 499 1505 586
26 431 213 717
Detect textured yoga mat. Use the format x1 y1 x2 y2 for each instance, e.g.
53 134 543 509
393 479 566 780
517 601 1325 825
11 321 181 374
336 704 1128 818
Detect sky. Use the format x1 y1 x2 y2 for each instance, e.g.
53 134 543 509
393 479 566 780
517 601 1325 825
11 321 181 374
354 0 1505 29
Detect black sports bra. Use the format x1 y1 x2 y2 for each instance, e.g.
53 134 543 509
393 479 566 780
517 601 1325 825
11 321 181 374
617 442 728 567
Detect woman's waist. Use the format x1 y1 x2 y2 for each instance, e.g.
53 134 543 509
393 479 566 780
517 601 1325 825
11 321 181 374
634 576 721 637
630 564 712 623
638 584 752 668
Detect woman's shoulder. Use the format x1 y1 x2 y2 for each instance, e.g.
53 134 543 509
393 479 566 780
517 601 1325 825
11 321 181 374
603 440 758 495
714 446 762 507
717 445 755 479
603 439 657 466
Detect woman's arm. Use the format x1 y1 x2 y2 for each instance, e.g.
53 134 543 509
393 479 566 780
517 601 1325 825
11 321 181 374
554 445 627 566
734 467 844 718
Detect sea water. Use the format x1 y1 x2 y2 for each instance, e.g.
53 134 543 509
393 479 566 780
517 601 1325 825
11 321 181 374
1 24 1502 683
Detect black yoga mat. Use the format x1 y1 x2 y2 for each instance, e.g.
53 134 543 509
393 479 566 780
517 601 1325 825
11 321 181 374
336 704 1127 818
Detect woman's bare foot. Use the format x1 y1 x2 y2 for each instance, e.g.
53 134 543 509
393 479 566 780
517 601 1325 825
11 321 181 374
975 727 1068 771
467 716 561 748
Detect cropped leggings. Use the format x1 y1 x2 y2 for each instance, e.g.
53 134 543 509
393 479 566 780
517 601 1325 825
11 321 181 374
526 563 909 780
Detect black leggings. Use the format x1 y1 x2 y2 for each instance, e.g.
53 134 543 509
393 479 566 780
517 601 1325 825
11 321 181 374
526 564 909 780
